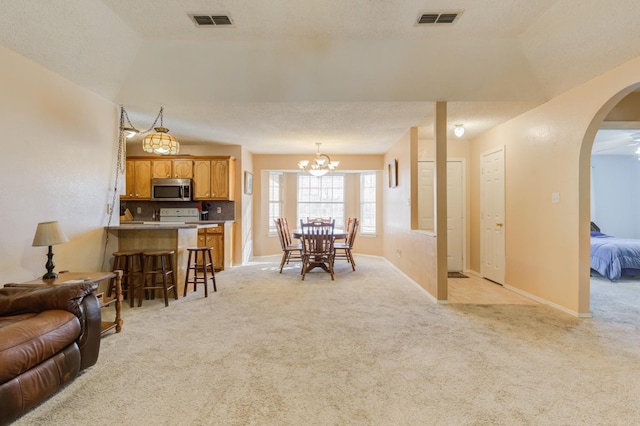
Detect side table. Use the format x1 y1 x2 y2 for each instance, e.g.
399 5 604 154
7 271 123 335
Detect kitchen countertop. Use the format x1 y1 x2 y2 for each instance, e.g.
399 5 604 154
106 221 233 230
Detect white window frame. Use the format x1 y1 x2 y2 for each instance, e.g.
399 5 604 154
360 172 377 235
297 174 345 229
268 171 283 235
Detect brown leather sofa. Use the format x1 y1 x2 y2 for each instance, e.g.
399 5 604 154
0 282 102 425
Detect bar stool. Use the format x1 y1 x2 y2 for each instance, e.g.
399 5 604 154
184 247 217 297
140 250 178 307
108 250 143 307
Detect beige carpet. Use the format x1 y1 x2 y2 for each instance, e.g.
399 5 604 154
14 256 640 425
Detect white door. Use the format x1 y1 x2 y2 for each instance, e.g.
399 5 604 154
481 147 505 284
418 160 464 271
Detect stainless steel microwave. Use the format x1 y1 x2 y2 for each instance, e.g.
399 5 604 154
151 178 192 201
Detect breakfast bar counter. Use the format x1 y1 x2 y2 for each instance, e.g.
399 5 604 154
105 221 233 296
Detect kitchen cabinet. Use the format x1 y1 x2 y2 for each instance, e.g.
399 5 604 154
193 157 235 200
151 159 193 179
198 226 224 270
123 160 151 199
123 155 233 201
172 159 194 178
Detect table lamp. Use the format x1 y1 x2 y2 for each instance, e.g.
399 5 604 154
32 221 69 279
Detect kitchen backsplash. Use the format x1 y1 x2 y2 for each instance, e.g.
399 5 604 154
120 200 235 222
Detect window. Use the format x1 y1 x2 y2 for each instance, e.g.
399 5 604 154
360 172 377 235
268 172 283 234
297 174 345 229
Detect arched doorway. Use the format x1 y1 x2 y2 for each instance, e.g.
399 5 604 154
579 83 640 314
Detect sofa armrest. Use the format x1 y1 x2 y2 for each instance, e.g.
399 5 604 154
0 282 102 371
76 291 101 370
0 282 98 317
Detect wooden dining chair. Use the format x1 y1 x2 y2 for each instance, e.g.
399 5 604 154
274 218 302 273
334 217 359 270
306 217 333 225
299 219 335 280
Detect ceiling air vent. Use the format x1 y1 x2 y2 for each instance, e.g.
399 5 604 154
417 12 461 25
189 14 233 27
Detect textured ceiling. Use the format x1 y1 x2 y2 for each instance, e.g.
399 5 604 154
2 0 640 154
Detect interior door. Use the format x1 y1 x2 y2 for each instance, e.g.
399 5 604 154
481 147 505 284
418 160 464 271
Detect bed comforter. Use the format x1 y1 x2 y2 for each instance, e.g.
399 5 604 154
590 232 640 281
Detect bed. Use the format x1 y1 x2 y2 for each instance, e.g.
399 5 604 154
590 231 640 281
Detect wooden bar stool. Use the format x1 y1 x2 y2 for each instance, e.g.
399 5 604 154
140 250 178 307
184 247 217 297
108 250 143 307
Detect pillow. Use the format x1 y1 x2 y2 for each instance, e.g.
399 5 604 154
590 231 607 237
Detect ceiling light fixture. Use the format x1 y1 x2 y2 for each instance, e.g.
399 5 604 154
298 143 340 177
119 106 180 155
141 107 179 155
454 124 465 138
122 127 137 138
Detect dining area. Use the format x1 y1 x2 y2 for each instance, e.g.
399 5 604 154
274 217 360 280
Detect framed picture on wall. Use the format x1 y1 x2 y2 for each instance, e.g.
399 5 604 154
388 159 398 188
244 171 253 195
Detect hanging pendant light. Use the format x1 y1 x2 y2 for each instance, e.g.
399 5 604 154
142 107 179 155
298 143 339 176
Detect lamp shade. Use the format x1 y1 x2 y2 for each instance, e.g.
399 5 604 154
32 221 69 247
142 127 179 155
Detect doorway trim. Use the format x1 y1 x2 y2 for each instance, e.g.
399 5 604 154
579 83 640 315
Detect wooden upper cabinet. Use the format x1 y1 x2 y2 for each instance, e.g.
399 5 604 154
123 160 151 199
193 160 212 199
211 160 230 200
172 159 193 179
193 157 235 201
151 159 193 179
124 156 233 201
151 160 172 179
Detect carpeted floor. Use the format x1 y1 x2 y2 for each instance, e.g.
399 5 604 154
14 256 640 425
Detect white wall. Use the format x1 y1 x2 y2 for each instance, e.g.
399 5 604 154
591 155 640 238
0 45 118 283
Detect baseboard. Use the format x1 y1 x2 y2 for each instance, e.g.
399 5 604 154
502 283 591 318
462 269 591 318
381 257 448 305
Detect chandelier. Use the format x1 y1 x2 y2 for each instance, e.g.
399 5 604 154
119 106 179 155
298 143 340 177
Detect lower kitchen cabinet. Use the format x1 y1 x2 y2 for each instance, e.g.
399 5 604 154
198 226 224 271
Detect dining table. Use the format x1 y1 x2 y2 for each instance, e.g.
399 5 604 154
291 228 347 274
290 229 347 240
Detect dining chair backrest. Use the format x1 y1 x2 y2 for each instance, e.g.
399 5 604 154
306 217 333 225
347 217 360 248
280 217 294 246
341 217 355 242
274 218 287 251
299 219 335 257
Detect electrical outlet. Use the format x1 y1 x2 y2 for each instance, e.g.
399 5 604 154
137 207 142 214
396 249 402 257
106 204 112 215
217 207 222 214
